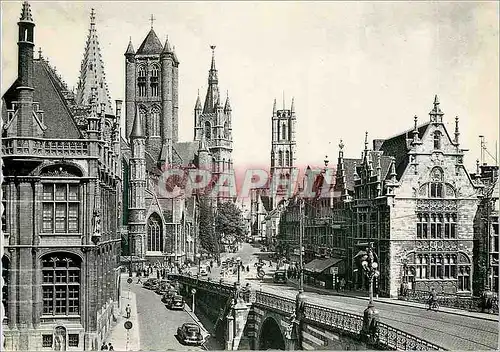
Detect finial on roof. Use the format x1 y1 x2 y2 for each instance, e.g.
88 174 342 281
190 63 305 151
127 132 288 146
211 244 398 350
125 36 135 55
162 36 172 53
90 8 96 28
324 155 329 168
389 157 397 179
291 97 295 113
429 94 444 122
339 139 344 150
20 1 33 22
38 47 42 59
364 131 369 150
476 159 480 174
210 45 216 70
150 14 156 29
224 92 232 112
273 98 277 115
195 90 202 110
434 94 439 107
454 116 460 144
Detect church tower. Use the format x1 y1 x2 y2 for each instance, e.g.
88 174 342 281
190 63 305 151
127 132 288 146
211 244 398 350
75 9 113 114
128 108 147 261
124 18 179 165
270 97 297 206
194 46 233 199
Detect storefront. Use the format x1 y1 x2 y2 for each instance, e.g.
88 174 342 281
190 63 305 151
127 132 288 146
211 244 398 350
304 258 345 289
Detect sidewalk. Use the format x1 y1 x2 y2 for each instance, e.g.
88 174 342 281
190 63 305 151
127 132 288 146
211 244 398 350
107 281 141 351
287 278 498 322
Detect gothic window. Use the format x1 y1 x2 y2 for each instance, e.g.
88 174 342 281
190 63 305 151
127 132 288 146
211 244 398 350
150 65 159 97
42 184 80 233
443 254 457 279
1 184 6 233
457 266 470 291
285 150 290 166
444 214 457 238
150 107 160 137
204 121 211 139
433 131 442 150
281 123 287 140
224 122 229 139
137 65 147 97
430 167 444 198
147 213 163 252
42 253 81 316
416 213 429 239
416 254 428 279
2 256 9 320
278 151 283 166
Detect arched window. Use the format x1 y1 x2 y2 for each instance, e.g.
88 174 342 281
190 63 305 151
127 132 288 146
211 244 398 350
137 65 147 97
150 107 160 137
42 253 81 316
2 256 9 319
150 65 159 97
458 266 471 291
285 150 290 166
147 213 163 252
281 123 287 140
416 254 428 279
433 131 441 150
430 167 444 198
204 121 211 139
278 151 283 166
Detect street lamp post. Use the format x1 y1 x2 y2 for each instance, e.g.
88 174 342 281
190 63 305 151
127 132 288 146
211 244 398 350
196 253 201 276
358 242 380 342
236 257 241 285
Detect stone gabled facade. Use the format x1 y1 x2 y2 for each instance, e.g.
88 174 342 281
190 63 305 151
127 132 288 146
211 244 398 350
2 3 122 350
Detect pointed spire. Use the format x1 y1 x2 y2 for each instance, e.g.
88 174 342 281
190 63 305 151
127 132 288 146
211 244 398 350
172 45 179 64
195 89 202 111
224 91 232 112
125 36 135 55
162 35 172 54
291 97 295 113
429 94 444 123
76 8 113 114
130 106 145 139
20 1 33 22
363 131 369 163
353 161 359 180
389 157 397 181
273 98 277 115
203 45 220 113
412 115 419 143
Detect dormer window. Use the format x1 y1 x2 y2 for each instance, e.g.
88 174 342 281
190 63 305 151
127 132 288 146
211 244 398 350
433 131 441 150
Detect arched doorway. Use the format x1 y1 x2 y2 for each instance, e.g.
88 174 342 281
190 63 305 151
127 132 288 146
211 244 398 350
258 317 285 350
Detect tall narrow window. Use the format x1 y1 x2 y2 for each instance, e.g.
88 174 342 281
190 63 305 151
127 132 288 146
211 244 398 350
150 107 160 137
150 65 159 97
147 214 162 252
1 184 6 233
42 253 81 316
281 123 287 140
278 150 283 166
430 183 443 198
285 150 290 166
138 66 147 97
42 184 80 233
224 122 229 139
2 256 9 320
434 131 441 149
458 266 470 291
204 121 212 139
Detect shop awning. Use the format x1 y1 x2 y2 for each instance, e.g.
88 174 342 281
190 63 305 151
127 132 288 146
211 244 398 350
304 257 343 273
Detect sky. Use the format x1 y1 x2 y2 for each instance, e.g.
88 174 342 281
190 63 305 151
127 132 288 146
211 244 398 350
1 1 499 172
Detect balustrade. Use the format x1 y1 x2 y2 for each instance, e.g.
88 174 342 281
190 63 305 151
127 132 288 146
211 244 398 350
254 291 295 314
2 137 89 157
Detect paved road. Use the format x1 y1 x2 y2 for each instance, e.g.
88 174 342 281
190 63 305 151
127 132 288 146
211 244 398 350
130 282 205 351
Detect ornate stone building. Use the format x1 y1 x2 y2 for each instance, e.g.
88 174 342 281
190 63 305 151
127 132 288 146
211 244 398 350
2 3 122 350
351 96 481 297
122 25 233 265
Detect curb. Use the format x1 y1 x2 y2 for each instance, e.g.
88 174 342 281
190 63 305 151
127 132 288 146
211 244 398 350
184 304 211 339
288 280 498 322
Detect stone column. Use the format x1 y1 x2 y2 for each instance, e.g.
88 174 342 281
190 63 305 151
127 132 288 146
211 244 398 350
231 300 251 350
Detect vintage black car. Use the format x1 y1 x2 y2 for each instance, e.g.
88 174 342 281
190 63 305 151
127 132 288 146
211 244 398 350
142 278 159 290
161 289 178 304
166 294 185 310
273 270 287 284
177 323 204 345
155 280 170 295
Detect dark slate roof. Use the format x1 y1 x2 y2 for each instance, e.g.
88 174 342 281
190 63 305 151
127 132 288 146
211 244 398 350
343 158 362 191
172 141 199 166
378 123 430 179
2 59 83 139
367 151 393 181
145 151 162 175
136 29 163 55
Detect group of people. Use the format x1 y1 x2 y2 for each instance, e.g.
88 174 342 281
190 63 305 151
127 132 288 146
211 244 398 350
100 342 114 350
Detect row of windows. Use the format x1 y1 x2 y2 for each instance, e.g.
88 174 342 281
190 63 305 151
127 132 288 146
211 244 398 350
42 332 79 348
277 150 292 167
138 82 159 97
417 213 457 239
413 254 470 291
204 121 230 140
42 184 80 233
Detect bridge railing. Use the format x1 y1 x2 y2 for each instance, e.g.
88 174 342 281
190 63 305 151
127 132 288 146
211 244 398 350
254 291 295 314
168 274 236 297
377 323 445 351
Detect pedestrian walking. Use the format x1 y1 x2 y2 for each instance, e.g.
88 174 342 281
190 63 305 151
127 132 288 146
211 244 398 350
125 304 131 319
108 343 114 351
340 278 346 292
157 270 160 279
100 342 108 350
246 265 250 272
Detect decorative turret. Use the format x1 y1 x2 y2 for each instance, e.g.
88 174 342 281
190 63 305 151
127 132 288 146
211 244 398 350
429 94 444 123
76 8 113 114
224 93 232 112
412 115 420 144
273 98 277 116
130 106 145 139
125 37 135 56
203 46 220 114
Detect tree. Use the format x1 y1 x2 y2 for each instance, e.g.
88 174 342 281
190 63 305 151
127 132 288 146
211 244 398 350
198 196 217 253
216 201 246 244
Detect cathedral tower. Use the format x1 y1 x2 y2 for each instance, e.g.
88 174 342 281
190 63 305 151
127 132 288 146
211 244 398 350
124 20 179 164
270 97 297 206
193 46 233 199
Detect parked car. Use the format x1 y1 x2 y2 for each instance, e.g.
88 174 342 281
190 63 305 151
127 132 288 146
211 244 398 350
155 280 170 295
167 294 185 310
162 289 178 304
273 270 287 284
177 323 204 345
143 278 158 290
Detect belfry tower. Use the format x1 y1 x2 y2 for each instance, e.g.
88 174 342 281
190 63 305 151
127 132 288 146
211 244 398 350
270 97 297 207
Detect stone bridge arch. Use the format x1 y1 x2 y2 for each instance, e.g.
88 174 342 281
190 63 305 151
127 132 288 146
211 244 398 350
258 315 286 350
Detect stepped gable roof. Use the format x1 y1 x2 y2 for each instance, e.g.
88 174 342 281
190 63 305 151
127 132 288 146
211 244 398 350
2 59 83 139
136 29 163 55
172 141 200 166
378 123 430 180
